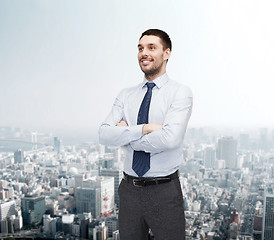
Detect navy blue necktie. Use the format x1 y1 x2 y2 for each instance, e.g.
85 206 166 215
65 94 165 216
132 82 156 177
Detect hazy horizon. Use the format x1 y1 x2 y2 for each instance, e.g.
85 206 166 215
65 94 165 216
1 0 274 136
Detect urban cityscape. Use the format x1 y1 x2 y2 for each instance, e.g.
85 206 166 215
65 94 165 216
1 0 273 239
0 126 274 240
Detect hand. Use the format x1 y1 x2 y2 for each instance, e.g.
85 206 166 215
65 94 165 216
116 120 128 127
142 123 163 135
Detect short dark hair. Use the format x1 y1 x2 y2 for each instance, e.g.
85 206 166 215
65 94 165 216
140 29 172 51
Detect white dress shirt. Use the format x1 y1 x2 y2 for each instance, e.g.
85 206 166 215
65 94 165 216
99 73 193 177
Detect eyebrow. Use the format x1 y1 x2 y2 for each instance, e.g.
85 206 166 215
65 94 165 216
137 43 156 47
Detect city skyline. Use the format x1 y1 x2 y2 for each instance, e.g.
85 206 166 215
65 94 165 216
1 125 274 238
1 1 274 139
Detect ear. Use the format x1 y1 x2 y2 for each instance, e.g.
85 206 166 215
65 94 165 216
164 48 171 61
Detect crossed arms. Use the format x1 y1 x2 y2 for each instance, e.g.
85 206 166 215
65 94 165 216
99 86 193 154
117 120 162 135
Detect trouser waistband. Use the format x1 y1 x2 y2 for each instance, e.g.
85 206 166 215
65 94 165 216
123 170 179 187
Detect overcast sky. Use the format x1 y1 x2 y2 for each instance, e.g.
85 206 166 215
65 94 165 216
0 0 274 140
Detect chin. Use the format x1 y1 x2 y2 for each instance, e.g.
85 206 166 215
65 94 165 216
141 65 153 73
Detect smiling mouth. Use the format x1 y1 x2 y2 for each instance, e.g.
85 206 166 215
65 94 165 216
141 59 153 65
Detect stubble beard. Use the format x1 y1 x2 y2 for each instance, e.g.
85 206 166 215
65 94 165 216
140 60 165 81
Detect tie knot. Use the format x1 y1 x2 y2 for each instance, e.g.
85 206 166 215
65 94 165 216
146 82 156 89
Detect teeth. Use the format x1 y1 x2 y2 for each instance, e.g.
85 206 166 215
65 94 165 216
142 60 151 64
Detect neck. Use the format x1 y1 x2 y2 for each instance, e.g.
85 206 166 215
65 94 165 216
145 70 166 82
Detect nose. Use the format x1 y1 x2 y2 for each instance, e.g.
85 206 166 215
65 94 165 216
141 47 148 57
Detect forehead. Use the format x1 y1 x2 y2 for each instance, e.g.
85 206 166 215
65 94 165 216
138 35 163 46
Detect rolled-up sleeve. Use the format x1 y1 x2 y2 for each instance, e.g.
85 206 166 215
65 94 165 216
130 86 193 153
99 89 143 147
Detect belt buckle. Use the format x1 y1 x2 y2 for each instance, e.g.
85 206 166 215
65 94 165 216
133 179 143 187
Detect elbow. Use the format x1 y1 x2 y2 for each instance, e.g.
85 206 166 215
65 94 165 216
98 125 125 147
160 128 183 150
166 132 186 150
98 125 109 146
161 123 187 150
164 138 181 150
98 132 114 146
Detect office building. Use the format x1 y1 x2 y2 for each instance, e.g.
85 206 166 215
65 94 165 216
0 219 8 233
99 169 122 207
0 189 8 200
93 221 108 240
75 187 100 218
203 147 216 169
62 214 74 235
75 174 84 188
99 156 114 169
262 186 274 240
0 200 16 221
99 144 105 155
43 214 57 236
54 137 62 154
21 195 45 225
14 149 24 163
113 230 120 240
76 177 114 218
105 216 118 237
217 137 237 169
82 177 114 217
80 217 90 239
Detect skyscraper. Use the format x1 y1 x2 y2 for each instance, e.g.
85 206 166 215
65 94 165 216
262 185 274 240
75 188 100 218
99 169 122 207
76 177 114 218
217 137 237 169
203 147 216 169
54 137 62 154
99 156 114 169
0 200 16 221
75 174 84 188
14 149 24 164
21 195 45 225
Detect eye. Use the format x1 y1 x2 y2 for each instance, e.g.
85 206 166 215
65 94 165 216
149 46 155 50
138 47 143 51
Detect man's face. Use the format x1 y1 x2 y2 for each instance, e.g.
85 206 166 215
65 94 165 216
138 35 170 79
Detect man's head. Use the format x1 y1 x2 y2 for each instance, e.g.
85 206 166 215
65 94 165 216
139 29 172 51
138 29 172 81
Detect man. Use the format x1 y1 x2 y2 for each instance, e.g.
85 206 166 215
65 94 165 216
99 29 192 240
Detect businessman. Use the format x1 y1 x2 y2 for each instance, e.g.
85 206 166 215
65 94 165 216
99 29 193 240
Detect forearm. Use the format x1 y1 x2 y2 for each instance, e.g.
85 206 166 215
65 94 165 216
99 123 143 147
142 123 162 135
130 123 189 153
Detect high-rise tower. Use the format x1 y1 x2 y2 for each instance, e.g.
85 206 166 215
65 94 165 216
262 185 274 240
21 195 45 225
203 147 216 169
217 137 237 169
14 149 24 164
99 169 122 207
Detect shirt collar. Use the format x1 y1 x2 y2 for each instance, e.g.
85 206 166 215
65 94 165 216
141 73 169 89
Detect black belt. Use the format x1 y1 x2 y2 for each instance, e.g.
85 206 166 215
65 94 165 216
123 170 179 187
